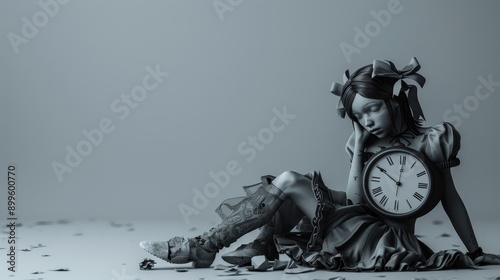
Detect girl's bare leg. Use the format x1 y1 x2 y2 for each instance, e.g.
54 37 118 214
272 171 318 220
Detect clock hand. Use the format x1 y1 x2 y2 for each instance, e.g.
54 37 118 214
397 165 403 183
375 165 399 184
396 165 403 196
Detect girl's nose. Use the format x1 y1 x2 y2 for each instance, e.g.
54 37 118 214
364 116 374 127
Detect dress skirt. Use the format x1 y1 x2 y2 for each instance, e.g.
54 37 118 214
272 171 477 271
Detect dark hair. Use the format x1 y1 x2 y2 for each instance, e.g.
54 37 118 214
340 64 423 135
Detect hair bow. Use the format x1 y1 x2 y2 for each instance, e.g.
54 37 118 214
330 70 349 118
372 57 426 121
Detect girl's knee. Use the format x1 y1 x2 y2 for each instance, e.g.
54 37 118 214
273 171 308 191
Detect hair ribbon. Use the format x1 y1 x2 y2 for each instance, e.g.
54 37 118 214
372 57 426 121
330 70 349 118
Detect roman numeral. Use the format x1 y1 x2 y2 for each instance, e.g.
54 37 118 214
418 182 428 189
406 199 412 209
387 156 394 166
410 161 417 169
417 171 427 177
371 176 381 182
371 186 383 197
413 192 424 201
394 200 399 211
400 155 406 165
380 195 388 207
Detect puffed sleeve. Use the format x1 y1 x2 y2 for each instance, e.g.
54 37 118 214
421 122 461 169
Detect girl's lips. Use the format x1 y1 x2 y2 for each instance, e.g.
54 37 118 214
370 128 381 134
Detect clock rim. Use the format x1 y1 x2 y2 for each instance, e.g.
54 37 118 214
362 146 438 220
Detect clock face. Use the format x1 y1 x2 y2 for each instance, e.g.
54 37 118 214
364 148 433 218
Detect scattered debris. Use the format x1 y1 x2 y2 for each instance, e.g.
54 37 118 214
432 220 444 225
21 248 31 252
110 221 123 227
35 221 53 226
41 255 51 257
175 268 188 272
219 266 246 276
439 233 451 238
139 258 156 270
284 260 315 274
272 259 288 270
111 221 135 232
52 268 70 272
31 271 44 274
31 243 47 249
249 255 270 271
57 219 71 224
225 267 241 274
214 264 233 270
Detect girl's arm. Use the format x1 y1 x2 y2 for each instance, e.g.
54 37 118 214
441 169 479 252
346 122 371 204
346 143 365 204
441 169 500 264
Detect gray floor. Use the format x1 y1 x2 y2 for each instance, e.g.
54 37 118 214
2 211 500 280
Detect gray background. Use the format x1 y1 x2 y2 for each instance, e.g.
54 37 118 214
0 0 499 224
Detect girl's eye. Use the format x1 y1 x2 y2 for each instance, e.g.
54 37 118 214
370 106 381 112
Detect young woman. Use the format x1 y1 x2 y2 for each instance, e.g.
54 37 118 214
140 58 500 271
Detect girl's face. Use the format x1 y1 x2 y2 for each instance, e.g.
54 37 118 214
351 94 398 138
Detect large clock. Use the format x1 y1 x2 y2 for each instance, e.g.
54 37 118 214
362 146 443 220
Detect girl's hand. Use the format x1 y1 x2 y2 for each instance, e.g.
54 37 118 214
473 252 500 265
353 121 371 147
